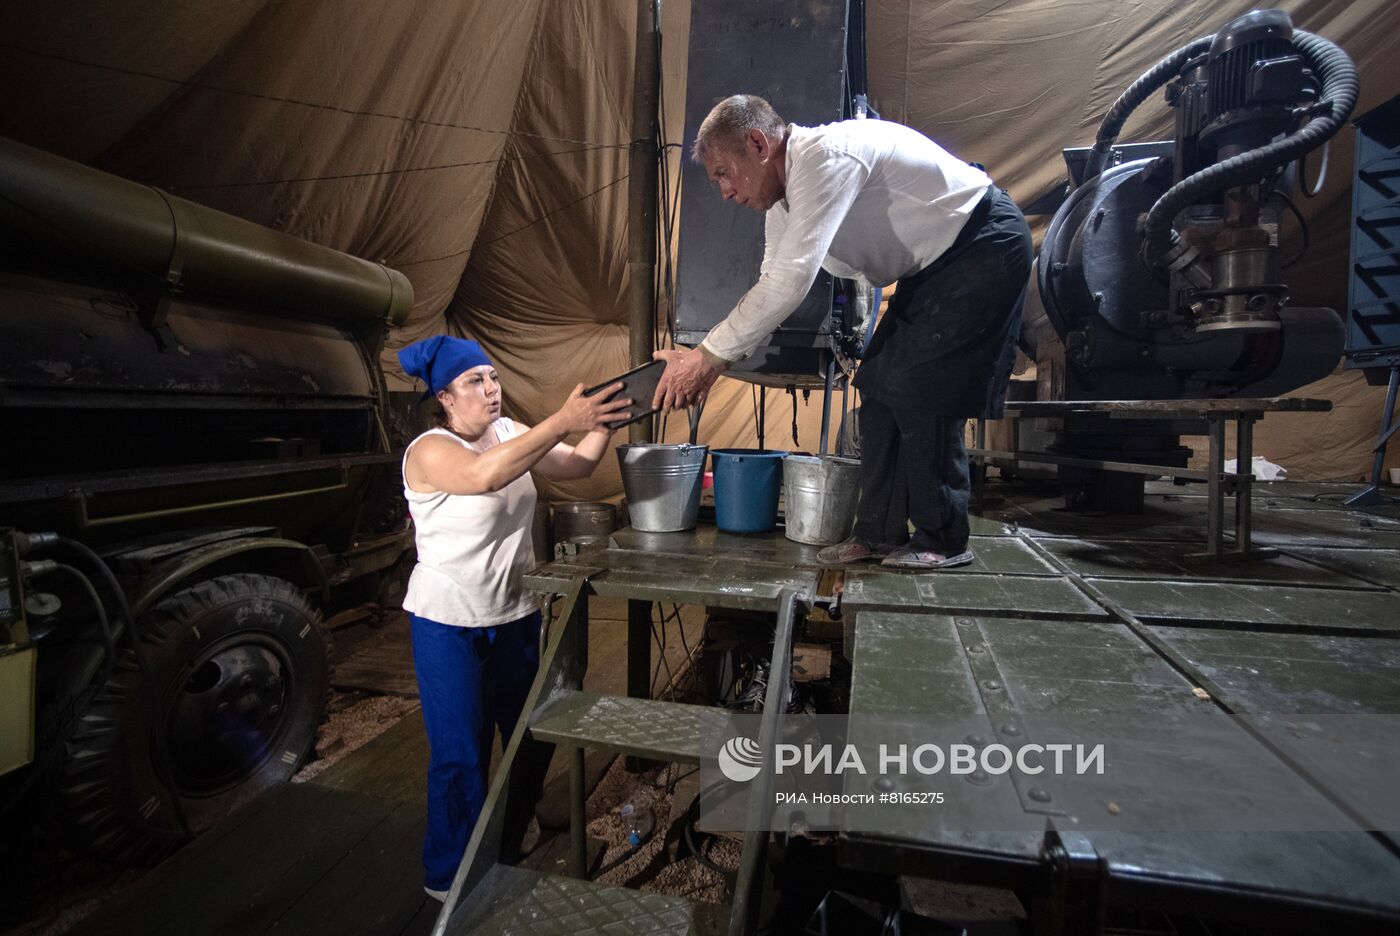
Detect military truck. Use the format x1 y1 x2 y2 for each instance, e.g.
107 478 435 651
0 137 414 863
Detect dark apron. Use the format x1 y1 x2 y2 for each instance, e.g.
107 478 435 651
853 186 1033 419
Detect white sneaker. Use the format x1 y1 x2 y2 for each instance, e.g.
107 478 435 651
424 886 449 902
881 547 975 570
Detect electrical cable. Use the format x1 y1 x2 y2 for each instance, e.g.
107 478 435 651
789 386 800 447
1298 139 1330 198
1272 190 1311 268
665 765 698 796
672 604 691 660
681 776 744 874
0 564 114 822
684 818 736 875
57 538 192 839
651 602 680 700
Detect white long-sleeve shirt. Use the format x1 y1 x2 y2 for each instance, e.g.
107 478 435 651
700 119 992 363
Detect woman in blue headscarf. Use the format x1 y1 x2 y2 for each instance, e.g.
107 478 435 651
395 335 629 901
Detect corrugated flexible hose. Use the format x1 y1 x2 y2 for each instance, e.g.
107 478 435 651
1083 35 1215 180
1140 30 1359 265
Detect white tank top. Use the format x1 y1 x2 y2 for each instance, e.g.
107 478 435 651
401 422 540 627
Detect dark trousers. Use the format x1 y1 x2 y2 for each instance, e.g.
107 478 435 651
851 186 1031 556
852 398 970 555
410 609 541 891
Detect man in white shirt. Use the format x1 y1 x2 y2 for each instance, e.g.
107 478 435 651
654 95 1031 569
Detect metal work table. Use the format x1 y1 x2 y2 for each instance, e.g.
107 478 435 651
524 528 823 727
519 488 1400 932
970 397 1332 560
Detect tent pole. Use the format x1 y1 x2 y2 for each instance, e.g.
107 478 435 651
628 0 660 443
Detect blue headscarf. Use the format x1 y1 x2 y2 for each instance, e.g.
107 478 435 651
397 336 493 398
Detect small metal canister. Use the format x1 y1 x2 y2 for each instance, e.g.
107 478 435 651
552 501 618 556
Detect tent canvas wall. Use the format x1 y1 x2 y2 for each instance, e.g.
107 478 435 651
4 0 1396 497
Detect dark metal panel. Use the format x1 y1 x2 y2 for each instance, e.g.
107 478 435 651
1284 546 1400 588
676 0 849 380
0 452 396 503
610 526 825 566
1087 830 1400 926
841 571 1109 619
1037 537 1380 587
844 610 1400 925
847 612 984 714
1148 626 1400 714
1345 93 1400 369
1088 578 1400 632
978 617 1203 711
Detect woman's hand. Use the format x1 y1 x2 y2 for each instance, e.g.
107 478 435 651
552 382 633 434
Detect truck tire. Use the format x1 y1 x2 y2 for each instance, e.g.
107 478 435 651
61 574 330 863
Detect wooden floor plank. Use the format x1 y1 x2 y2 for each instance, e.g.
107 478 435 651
394 900 441 936
258 802 428 936
202 791 405 936
71 716 430 936
317 713 429 801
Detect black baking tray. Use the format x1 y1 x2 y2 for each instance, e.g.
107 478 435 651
583 358 666 429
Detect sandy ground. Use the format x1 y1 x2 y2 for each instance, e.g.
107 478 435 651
584 757 738 907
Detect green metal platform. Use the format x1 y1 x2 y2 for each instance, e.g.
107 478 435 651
453 864 727 935
530 691 731 764
836 482 1400 931
513 480 1400 932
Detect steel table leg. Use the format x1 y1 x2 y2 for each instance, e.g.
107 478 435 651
819 355 835 454
569 745 587 878
1345 364 1399 508
626 598 651 772
1235 416 1253 555
1206 417 1226 557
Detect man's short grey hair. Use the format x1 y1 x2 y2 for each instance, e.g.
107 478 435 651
691 95 787 163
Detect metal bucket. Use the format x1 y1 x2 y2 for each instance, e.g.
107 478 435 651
615 443 708 532
782 455 861 545
553 501 617 546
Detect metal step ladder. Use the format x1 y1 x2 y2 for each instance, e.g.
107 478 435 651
431 575 804 936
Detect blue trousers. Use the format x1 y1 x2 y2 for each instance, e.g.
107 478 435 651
410 610 541 891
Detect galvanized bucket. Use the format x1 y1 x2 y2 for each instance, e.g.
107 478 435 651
782 455 861 545
615 443 708 532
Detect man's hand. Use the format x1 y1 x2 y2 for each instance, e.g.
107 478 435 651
652 347 722 412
